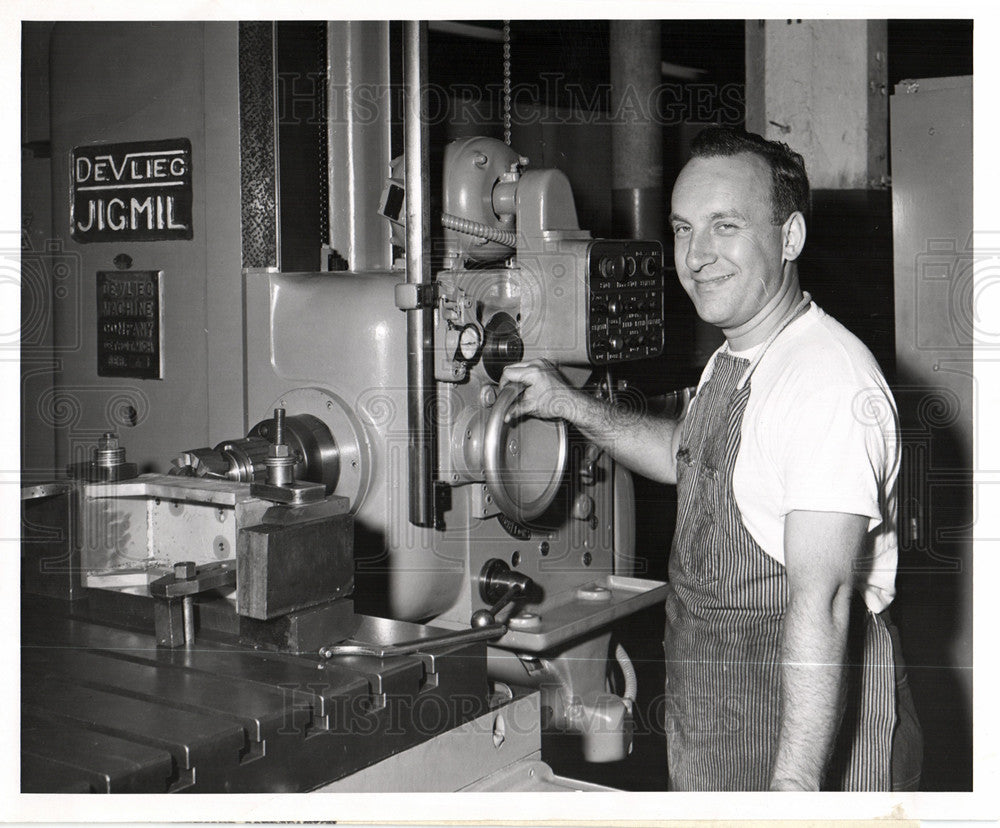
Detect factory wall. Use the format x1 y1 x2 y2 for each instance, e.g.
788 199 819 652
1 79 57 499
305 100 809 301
22 22 245 481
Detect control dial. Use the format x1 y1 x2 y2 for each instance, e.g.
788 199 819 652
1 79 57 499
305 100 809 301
456 323 484 362
482 312 525 382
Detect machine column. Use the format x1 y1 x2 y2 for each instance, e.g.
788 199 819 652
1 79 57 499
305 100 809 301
403 20 437 528
609 20 663 241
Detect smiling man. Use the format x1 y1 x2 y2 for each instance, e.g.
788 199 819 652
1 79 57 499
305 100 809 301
501 126 921 791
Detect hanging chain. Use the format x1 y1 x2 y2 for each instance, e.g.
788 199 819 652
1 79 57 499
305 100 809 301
502 21 512 145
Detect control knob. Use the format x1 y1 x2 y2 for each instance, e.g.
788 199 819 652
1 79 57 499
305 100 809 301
600 255 626 281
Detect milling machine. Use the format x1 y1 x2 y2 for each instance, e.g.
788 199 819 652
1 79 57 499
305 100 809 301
21 20 672 793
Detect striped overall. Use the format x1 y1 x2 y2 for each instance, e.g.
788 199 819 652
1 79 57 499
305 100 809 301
663 315 899 791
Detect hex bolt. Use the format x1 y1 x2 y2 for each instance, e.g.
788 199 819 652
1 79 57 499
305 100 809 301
174 561 197 580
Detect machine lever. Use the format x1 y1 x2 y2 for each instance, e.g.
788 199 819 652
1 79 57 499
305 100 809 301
320 559 532 658
470 558 534 627
319 623 506 659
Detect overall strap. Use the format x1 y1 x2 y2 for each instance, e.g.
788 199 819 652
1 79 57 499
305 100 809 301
736 291 812 389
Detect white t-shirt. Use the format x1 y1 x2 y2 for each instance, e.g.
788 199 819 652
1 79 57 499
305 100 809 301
693 303 900 612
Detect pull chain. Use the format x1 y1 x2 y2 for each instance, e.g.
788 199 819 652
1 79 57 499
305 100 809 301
502 21 512 145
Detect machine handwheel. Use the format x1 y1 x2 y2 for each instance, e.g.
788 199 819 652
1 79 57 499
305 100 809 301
482 382 568 524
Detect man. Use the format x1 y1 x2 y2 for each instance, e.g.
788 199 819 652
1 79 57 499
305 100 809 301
501 127 921 791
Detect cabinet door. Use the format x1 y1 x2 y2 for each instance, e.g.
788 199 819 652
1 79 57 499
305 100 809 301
890 75 972 791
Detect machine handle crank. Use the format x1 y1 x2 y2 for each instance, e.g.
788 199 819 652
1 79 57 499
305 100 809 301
319 622 506 659
471 558 533 627
320 560 535 658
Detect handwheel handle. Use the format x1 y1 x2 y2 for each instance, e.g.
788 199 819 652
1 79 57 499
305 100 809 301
482 382 568 523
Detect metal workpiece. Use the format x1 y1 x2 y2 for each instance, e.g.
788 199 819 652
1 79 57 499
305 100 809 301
172 437 270 482
21 596 491 793
236 597 360 655
21 481 76 501
236 510 354 621
79 474 271 587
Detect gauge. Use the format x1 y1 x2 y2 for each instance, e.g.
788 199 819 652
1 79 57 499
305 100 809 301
457 323 484 362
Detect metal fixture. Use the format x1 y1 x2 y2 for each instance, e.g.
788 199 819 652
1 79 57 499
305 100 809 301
173 412 339 494
67 432 138 482
250 408 326 505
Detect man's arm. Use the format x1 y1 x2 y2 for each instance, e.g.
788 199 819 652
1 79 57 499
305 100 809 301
769 509 869 791
500 360 683 485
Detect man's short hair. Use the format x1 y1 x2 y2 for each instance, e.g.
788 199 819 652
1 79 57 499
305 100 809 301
690 126 810 224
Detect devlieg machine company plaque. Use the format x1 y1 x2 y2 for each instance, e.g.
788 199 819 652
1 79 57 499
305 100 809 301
97 270 163 379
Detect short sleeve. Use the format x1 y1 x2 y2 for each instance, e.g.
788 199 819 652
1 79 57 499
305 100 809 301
773 368 891 531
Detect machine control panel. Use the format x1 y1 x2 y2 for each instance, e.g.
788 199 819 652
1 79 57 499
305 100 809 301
587 240 665 364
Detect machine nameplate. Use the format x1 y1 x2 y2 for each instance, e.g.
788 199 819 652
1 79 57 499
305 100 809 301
97 271 163 378
71 138 193 243
497 514 532 540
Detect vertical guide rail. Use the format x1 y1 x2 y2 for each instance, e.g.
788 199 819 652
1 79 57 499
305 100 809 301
403 21 436 527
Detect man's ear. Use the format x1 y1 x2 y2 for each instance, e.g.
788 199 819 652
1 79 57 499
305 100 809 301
781 211 806 261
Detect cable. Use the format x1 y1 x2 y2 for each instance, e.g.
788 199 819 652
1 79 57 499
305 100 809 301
441 212 516 248
615 643 637 714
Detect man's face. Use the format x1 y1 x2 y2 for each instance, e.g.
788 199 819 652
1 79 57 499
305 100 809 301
669 153 787 333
